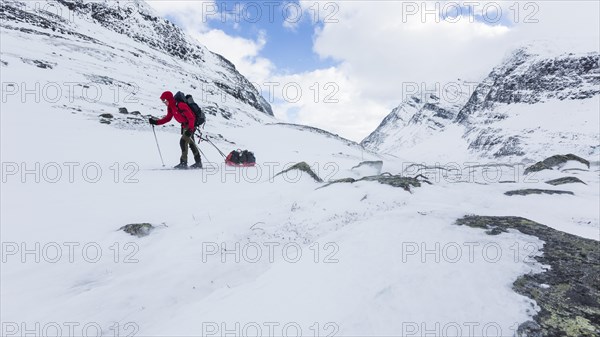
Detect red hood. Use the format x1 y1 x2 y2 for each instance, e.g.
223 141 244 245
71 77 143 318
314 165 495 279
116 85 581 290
160 91 175 104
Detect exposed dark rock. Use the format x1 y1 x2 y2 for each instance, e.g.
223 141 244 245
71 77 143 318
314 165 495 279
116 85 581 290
504 189 574 196
454 216 600 337
130 111 141 115
525 154 590 175
516 320 543 337
493 135 526 157
545 177 587 186
84 74 115 85
20 58 55 69
1 4 102 43
486 226 509 235
351 161 384 172
118 107 128 114
99 119 111 124
219 107 232 120
274 162 323 183
119 223 154 237
320 173 430 192
202 105 218 117
215 133 236 145
99 113 113 118
34 60 53 69
321 177 356 187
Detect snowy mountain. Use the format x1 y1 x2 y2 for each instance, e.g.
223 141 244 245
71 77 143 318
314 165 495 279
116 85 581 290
362 41 600 161
361 85 472 159
2 2 599 337
0 0 273 128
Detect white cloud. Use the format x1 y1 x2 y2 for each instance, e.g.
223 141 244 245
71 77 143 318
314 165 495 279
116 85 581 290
147 0 599 143
190 29 274 83
275 0 599 142
266 68 390 141
266 1 516 141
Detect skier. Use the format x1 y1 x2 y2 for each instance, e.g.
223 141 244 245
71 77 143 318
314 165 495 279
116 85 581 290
149 91 202 169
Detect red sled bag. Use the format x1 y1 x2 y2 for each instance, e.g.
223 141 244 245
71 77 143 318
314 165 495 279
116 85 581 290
225 149 256 167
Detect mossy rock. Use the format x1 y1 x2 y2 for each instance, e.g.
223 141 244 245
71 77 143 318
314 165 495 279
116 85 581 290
504 189 574 196
274 162 323 182
524 154 590 175
545 177 586 186
455 216 600 337
319 173 430 192
119 223 154 237
517 321 542 337
361 175 426 191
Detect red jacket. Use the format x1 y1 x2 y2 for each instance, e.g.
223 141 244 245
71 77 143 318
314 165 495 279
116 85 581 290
155 91 195 131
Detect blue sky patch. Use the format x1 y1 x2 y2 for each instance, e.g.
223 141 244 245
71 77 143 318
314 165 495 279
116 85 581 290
204 0 339 73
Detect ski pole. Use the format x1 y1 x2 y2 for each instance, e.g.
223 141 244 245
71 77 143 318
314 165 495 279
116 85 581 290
152 125 165 167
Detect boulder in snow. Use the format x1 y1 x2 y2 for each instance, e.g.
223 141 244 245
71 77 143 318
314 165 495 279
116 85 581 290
120 223 155 237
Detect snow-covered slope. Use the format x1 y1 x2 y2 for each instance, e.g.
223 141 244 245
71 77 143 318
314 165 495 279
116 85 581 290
361 85 472 160
0 93 599 336
2 3 599 337
362 41 600 161
1 0 273 128
3 92 599 336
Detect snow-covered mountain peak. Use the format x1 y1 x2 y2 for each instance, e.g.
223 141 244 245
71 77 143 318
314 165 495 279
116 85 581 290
361 82 473 154
456 41 599 125
512 38 599 59
363 40 599 161
1 0 273 124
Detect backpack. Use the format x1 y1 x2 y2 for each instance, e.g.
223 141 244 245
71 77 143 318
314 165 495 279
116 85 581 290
242 150 256 164
225 149 256 167
227 150 241 164
173 91 206 127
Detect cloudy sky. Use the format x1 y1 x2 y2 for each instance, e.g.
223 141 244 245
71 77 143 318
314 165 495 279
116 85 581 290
147 0 600 142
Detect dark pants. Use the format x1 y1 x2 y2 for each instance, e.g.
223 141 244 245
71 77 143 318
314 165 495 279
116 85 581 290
180 128 201 164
